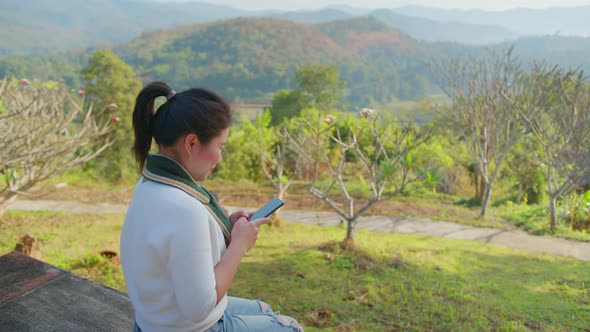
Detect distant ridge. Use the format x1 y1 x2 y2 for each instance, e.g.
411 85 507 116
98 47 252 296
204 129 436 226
268 8 354 23
394 5 590 36
112 16 447 104
370 9 517 45
2 6 590 107
4 0 586 55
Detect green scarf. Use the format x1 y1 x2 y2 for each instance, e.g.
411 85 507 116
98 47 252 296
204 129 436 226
142 154 232 243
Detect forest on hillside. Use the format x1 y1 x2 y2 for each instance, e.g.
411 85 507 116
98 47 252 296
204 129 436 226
2 12 590 107
0 17 477 107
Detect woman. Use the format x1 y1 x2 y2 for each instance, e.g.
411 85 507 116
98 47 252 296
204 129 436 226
120 82 303 332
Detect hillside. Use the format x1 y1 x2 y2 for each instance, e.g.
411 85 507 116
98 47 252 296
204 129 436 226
317 17 417 53
113 17 447 105
0 0 558 56
117 18 354 99
0 0 249 55
0 16 451 105
509 35 590 71
3 15 590 108
115 17 590 104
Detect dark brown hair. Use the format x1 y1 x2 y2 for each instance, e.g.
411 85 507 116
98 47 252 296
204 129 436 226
132 81 232 169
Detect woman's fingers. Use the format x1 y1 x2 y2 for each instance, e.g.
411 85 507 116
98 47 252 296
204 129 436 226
251 217 270 227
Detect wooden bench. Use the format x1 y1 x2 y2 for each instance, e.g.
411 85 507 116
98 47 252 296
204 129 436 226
0 251 134 331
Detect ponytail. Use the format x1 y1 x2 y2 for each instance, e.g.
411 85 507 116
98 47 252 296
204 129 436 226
132 81 172 170
132 81 232 170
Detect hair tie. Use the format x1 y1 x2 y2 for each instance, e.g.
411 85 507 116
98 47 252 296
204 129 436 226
166 90 176 101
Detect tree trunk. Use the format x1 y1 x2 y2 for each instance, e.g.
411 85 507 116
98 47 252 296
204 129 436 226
478 177 486 202
479 182 493 218
272 190 287 227
473 169 480 198
516 183 523 205
549 195 557 233
345 217 356 245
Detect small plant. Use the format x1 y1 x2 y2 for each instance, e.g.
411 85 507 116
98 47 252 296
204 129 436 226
73 253 105 269
561 190 590 232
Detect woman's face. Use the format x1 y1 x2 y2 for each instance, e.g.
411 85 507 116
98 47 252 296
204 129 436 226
184 128 229 181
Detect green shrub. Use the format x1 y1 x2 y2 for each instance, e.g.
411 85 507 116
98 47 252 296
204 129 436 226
560 191 590 231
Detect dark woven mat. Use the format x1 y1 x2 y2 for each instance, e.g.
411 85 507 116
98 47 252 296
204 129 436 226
0 251 133 332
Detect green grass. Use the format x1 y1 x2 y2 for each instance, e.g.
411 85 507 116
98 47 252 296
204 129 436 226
1 210 589 331
498 203 590 242
0 210 125 290
47 166 138 188
33 169 590 242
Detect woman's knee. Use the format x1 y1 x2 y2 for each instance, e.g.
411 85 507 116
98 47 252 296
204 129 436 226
258 300 272 313
254 300 303 331
276 314 303 331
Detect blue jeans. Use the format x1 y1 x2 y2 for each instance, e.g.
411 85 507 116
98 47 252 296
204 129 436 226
134 297 303 332
206 296 303 332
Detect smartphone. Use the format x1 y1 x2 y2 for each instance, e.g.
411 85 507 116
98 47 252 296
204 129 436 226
249 198 284 221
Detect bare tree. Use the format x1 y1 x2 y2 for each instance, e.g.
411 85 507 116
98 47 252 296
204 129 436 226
257 126 301 225
521 64 590 232
0 78 114 214
434 47 527 217
290 110 434 246
242 110 300 226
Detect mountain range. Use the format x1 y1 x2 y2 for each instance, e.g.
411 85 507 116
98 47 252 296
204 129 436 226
1 15 476 106
2 0 590 55
113 16 452 105
0 0 248 55
2 1 590 107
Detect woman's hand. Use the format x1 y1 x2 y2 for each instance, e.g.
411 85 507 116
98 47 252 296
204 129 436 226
230 217 270 252
214 216 270 304
229 210 253 227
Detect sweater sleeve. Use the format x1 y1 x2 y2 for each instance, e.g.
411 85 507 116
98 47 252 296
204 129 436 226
167 204 217 323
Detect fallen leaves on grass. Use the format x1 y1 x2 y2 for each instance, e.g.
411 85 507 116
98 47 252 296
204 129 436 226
307 308 334 327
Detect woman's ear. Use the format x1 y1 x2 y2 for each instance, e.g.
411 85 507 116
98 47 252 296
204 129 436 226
184 133 201 156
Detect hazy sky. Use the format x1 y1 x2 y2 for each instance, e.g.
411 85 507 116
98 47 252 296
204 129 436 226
162 0 590 11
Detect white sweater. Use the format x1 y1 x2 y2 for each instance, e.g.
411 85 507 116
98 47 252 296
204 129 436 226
120 178 227 332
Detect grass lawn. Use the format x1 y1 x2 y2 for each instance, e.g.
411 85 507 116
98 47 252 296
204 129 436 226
1 210 588 331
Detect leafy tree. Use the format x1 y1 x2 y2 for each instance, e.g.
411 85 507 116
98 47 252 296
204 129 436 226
295 64 346 112
269 89 302 125
213 114 263 182
81 49 142 181
505 139 545 205
269 65 346 126
276 65 348 183
412 135 455 193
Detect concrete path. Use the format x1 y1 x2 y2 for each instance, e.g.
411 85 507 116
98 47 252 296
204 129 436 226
8 199 590 262
9 200 128 215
